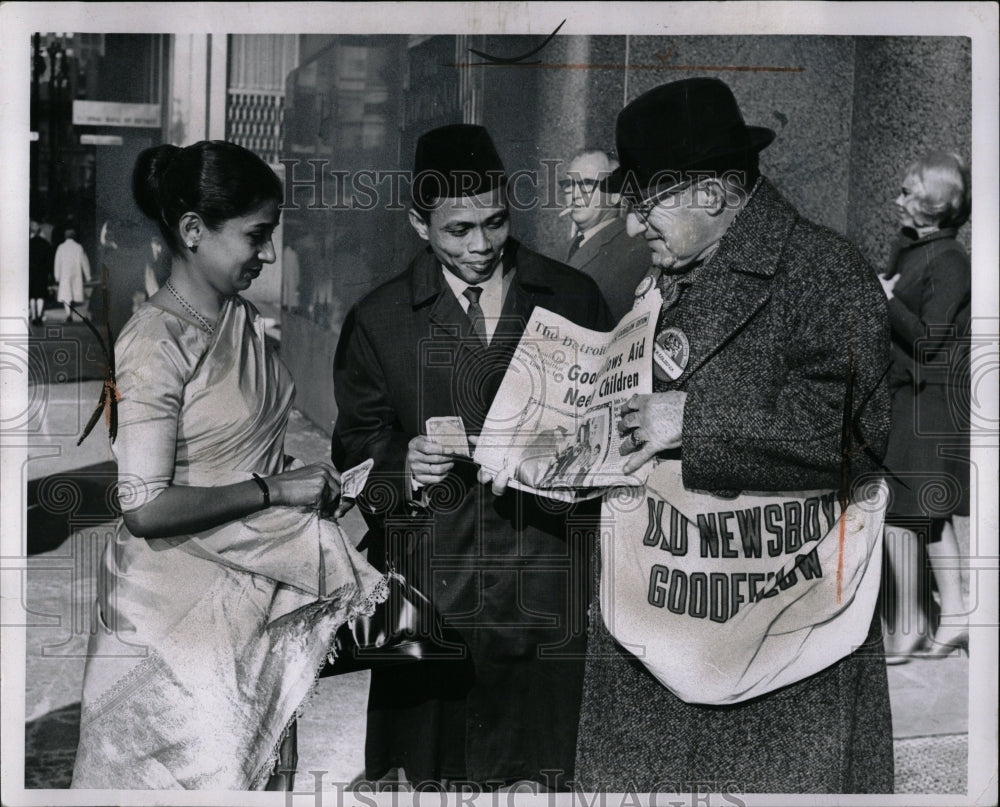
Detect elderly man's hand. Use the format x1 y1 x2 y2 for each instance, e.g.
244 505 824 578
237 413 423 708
617 392 687 474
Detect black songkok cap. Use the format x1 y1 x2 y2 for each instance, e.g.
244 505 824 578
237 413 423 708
412 124 507 210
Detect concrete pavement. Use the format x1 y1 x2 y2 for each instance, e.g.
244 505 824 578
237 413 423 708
14 317 974 795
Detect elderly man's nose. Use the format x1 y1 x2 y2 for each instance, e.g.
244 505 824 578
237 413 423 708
626 212 647 237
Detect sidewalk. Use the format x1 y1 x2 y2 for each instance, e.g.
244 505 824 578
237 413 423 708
16 318 971 794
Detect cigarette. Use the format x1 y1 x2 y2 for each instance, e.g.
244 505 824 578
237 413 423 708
558 207 574 217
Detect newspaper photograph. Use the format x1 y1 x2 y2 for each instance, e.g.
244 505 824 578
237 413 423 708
474 289 660 497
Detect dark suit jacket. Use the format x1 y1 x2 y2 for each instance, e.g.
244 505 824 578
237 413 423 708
332 238 611 783
568 215 651 322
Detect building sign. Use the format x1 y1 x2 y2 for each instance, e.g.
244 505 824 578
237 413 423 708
80 134 124 146
72 101 161 128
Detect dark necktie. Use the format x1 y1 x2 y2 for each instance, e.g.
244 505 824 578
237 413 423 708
567 232 585 262
463 285 487 347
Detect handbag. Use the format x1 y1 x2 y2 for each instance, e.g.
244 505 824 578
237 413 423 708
321 566 462 676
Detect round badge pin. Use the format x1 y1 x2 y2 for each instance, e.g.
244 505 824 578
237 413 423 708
652 327 690 382
634 275 655 298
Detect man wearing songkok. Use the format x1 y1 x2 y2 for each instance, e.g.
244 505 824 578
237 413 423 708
332 124 611 789
574 78 894 794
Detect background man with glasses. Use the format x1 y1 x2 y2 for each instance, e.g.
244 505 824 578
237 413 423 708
559 148 652 321
575 78 895 793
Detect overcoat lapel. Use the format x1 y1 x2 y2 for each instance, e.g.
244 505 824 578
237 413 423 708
492 240 557 347
406 241 558 425
573 217 625 271
410 246 490 361
673 179 797 386
672 258 772 385
572 231 600 270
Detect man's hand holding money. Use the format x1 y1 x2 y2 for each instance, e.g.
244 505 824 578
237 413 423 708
407 436 456 486
408 417 473 488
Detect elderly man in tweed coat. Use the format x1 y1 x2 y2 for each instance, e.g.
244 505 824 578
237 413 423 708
574 78 894 793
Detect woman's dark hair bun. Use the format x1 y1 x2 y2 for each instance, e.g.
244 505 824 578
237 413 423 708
132 144 182 223
131 140 282 253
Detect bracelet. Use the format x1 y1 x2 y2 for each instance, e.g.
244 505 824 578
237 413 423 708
251 473 271 509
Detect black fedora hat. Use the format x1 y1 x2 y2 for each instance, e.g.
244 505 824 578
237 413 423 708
607 78 775 197
412 124 507 209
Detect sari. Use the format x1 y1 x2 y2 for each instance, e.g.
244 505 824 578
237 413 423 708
71 297 386 790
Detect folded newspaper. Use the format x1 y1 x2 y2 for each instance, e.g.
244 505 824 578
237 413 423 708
473 290 661 499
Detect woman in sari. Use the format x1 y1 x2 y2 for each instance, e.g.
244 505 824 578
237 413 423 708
71 141 386 790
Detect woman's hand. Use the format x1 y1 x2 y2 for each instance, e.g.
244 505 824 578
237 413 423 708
268 461 341 510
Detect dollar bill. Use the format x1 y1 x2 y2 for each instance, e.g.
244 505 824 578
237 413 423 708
426 416 471 457
341 457 374 499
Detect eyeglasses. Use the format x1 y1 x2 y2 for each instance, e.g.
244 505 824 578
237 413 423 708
625 179 693 221
558 178 602 193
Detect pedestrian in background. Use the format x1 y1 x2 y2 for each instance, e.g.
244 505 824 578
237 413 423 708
143 234 170 298
879 150 971 662
53 226 90 322
29 218 54 326
560 148 650 321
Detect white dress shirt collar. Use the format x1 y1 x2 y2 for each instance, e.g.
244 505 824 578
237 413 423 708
441 263 514 345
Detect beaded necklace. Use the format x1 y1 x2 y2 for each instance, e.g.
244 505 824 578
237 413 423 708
165 279 215 335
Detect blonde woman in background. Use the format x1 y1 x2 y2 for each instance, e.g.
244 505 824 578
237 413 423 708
879 151 971 662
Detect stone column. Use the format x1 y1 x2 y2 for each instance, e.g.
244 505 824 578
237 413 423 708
167 34 227 145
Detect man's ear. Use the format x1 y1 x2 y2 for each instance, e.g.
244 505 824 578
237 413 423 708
697 180 728 218
408 208 430 241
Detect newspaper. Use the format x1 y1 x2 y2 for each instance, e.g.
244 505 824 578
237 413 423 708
473 290 661 499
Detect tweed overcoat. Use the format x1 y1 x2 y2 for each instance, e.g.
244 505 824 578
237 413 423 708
332 238 612 785
882 228 971 519
568 216 652 322
575 178 896 793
